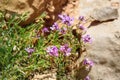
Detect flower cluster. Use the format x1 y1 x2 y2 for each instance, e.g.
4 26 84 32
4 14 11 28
60 44 71 56
58 14 74 26
50 22 59 31
82 34 93 43
59 27 67 34
42 27 49 33
79 25 87 31
46 44 71 57
79 16 85 21
46 46 59 57
83 58 94 67
25 47 35 55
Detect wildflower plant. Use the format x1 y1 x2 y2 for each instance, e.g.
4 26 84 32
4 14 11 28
0 12 93 80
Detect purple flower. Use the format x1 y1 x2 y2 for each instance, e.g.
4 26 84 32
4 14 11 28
25 48 35 54
79 25 87 31
60 44 71 56
83 58 94 67
59 27 67 34
42 27 49 33
46 46 59 57
84 76 90 80
82 34 92 43
50 22 59 31
58 14 74 26
79 16 85 21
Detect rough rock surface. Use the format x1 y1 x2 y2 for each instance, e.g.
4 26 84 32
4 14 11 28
87 19 120 80
31 70 56 80
78 0 120 80
0 0 67 25
91 7 119 21
0 0 46 25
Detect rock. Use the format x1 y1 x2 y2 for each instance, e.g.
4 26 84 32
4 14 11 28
0 0 46 25
91 7 119 22
86 19 120 80
31 69 57 80
75 0 120 80
45 0 68 26
32 72 56 80
78 0 111 17
0 0 68 25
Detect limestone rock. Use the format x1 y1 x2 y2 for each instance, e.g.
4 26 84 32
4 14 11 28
86 19 120 80
0 0 68 25
91 7 119 21
0 0 46 25
77 0 120 80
